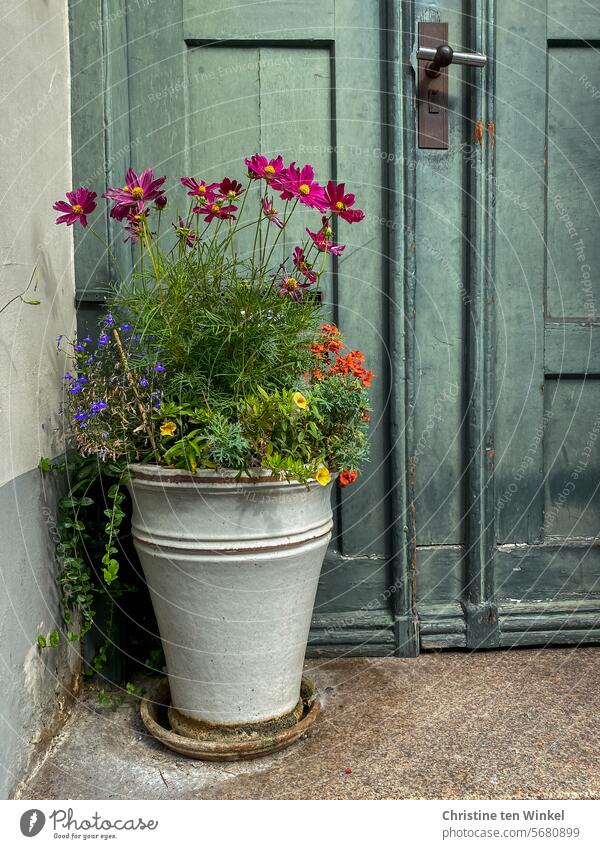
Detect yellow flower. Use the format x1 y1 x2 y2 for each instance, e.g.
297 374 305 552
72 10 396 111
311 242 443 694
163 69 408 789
293 391 308 410
160 421 177 438
315 466 331 486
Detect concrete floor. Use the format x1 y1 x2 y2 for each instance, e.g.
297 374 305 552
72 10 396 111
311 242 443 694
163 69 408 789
16 647 600 800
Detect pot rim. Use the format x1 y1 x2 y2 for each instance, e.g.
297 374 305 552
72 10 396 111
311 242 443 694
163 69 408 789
128 462 335 488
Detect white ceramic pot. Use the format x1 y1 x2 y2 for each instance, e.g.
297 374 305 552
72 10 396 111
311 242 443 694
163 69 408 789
127 465 333 727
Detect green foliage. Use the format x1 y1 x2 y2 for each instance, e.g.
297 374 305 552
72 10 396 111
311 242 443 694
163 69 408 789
113 260 322 409
149 380 370 482
38 453 129 654
102 481 127 584
37 631 59 649
204 414 250 468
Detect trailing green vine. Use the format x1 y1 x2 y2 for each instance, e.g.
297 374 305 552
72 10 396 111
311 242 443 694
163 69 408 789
38 452 129 648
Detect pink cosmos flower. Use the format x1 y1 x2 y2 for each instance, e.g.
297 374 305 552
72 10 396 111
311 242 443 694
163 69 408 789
180 177 218 204
262 197 284 229
218 178 244 201
245 154 285 182
109 201 141 222
123 210 147 243
274 163 327 211
277 271 310 302
199 200 238 223
306 223 345 256
103 168 166 215
53 187 97 227
293 246 317 284
124 220 142 243
324 181 365 223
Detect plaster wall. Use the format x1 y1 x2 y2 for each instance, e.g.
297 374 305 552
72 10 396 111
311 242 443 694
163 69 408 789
0 0 79 799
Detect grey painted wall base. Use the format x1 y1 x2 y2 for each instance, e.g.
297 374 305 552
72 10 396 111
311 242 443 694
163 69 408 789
0 467 80 799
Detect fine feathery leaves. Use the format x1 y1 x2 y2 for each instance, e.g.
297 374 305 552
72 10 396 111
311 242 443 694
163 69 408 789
113 256 323 409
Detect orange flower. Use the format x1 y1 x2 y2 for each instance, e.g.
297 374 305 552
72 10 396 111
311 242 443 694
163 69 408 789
321 323 339 335
327 338 344 354
313 369 325 380
330 350 374 387
339 469 358 487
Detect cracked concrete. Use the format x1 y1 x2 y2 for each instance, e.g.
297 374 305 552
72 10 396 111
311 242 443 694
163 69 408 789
16 647 600 800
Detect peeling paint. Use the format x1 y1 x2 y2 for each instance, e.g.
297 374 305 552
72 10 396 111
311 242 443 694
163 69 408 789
487 120 495 159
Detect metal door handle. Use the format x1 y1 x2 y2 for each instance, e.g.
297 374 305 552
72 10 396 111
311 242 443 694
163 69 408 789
418 44 487 77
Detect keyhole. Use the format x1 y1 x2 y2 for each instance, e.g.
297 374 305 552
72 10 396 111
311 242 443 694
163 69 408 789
428 89 440 114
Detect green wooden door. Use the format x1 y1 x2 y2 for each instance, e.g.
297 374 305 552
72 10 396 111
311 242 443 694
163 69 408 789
70 0 600 656
489 0 600 646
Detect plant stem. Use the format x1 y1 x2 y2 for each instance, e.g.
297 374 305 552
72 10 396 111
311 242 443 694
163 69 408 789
112 328 159 460
264 198 298 274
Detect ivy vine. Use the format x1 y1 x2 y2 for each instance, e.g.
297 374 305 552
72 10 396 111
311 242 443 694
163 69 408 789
38 452 129 650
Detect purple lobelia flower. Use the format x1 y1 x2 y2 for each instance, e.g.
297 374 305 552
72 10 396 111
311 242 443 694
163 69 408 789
90 400 108 415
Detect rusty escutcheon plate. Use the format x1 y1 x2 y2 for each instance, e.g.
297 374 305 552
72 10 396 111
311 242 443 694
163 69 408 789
418 21 449 150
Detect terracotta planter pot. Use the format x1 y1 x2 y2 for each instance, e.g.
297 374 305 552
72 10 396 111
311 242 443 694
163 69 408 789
127 464 333 728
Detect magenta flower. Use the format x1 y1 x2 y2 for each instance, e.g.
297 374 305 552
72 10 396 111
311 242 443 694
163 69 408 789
123 209 148 243
53 187 97 227
293 246 317 284
109 201 139 222
277 271 310 302
173 216 197 247
103 168 166 216
218 178 244 201
245 154 285 182
306 225 345 256
199 200 237 223
180 177 218 204
275 163 326 211
324 181 364 223
262 197 284 229
124 220 142 243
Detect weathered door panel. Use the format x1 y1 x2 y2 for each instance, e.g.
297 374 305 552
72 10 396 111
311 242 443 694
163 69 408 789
488 0 600 643
411 0 479 647
413 1 468 550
